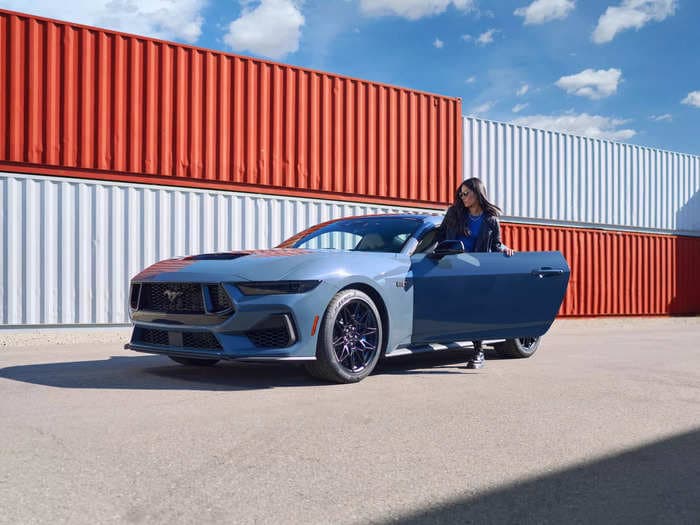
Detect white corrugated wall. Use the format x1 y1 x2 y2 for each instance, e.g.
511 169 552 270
0 172 439 326
4 121 700 327
464 117 700 235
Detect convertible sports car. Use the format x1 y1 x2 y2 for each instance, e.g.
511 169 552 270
126 214 570 383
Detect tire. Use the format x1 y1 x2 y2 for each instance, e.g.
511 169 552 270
494 336 541 359
169 356 220 366
305 289 383 383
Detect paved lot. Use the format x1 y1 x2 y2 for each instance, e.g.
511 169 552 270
1 317 699 524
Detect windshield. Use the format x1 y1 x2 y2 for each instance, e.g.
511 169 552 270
278 216 423 253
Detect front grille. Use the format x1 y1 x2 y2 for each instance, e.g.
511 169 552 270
131 282 234 317
136 328 222 350
247 327 291 348
138 283 204 313
207 284 233 312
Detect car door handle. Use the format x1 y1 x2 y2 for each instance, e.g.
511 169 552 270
531 268 564 278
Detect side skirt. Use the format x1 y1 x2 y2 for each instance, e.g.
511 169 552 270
384 339 506 357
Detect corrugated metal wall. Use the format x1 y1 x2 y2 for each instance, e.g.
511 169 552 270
0 172 439 325
0 9 462 207
3 172 698 326
1 10 698 326
464 117 700 236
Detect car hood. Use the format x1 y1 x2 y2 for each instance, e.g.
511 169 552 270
132 248 352 283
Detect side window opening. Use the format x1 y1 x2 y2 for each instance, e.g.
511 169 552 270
414 229 439 254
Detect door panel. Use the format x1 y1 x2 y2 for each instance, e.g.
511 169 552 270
410 251 569 344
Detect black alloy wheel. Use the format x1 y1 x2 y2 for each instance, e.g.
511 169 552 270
305 289 383 383
494 336 541 358
518 337 538 350
331 299 380 373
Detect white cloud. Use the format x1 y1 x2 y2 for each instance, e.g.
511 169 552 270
224 0 304 59
463 30 499 46
592 0 676 44
513 113 636 140
512 103 529 113
476 28 499 45
0 0 206 43
359 0 476 20
433 38 445 48
681 91 700 108
471 101 495 115
516 84 529 96
514 0 576 25
465 76 477 84
650 113 672 121
555 68 622 100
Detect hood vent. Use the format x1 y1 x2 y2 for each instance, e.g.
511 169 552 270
186 252 251 261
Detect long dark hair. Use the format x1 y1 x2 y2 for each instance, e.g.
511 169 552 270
444 177 502 235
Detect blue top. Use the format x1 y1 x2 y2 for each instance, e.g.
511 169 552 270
456 213 484 252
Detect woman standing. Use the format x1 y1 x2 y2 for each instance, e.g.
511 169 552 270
437 177 513 369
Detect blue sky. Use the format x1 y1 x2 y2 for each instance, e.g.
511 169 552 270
3 0 699 155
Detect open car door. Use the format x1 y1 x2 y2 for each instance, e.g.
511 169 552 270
409 251 570 344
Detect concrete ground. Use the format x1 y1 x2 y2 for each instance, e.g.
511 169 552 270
1 317 699 524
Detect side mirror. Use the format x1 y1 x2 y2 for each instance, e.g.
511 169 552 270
428 240 464 259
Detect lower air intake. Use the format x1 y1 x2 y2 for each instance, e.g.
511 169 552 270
141 328 169 346
136 328 222 350
182 332 222 349
245 314 296 348
247 327 292 348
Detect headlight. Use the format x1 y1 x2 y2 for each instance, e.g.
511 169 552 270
234 280 322 296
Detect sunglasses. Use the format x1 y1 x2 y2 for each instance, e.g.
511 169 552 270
458 190 471 198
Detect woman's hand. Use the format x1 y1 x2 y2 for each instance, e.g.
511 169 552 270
503 247 514 257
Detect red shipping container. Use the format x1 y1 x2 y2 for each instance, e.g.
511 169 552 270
0 9 463 208
502 223 700 316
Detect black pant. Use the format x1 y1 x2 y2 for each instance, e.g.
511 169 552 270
470 341 483 360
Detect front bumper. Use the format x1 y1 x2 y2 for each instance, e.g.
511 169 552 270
124 341 316 362
126 281 328 361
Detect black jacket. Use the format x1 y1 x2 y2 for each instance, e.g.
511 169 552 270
436 207 508 253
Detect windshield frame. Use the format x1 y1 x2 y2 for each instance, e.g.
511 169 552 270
277 215 427 254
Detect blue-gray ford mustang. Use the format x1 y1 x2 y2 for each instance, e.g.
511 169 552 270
126 214 570 383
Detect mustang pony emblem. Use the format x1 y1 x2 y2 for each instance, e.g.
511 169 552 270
163 289 182 302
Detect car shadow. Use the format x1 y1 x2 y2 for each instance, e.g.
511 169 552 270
0 349 508 391
0 354 329 391
376 347 507 375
